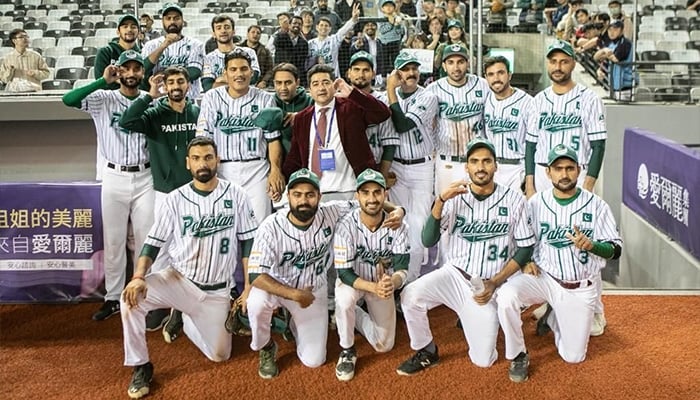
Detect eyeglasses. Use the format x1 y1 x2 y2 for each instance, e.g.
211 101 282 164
13 35 29 39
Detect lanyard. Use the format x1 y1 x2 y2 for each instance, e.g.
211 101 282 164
312 105 336 149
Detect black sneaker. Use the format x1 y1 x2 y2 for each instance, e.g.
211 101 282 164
162 309 183 344
536 304 553 336
258 341 279 379
509 352 530 383
92 300 120 321
396 346 440 376
335 348 357 381
145 308 170 332
127 362 153 399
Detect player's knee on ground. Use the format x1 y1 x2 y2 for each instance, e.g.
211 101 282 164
299 351 326 368
468 348 498 368
559 348 587 364
371 337 395 353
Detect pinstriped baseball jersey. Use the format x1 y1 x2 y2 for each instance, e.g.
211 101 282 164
439 184 535 279
526 84 607 166
427 75 490 156
144 179 258 284
483 88 534 160
333 209 410 282
308 19 356 77
366 90 400 164
530 188 621 282
195 86 280 161
248 201 356 289
141 35 205 99
392 85 438 160
79 89 150 165
202 47 261 82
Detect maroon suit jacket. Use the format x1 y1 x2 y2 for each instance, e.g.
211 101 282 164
282 88 391 180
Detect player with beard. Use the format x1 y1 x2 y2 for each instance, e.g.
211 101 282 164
142 3 205 99
202 15 261 93
120 136 258 399
246 168 406 379
62 51 154 323
396 138 535 376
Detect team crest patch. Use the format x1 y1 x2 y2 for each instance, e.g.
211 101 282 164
224 200 232 208
387 236 393 245
511 108 519 116
251 105 259 113
476 90 482 98
583 213 592 222
323 227 332 237
499 207 508 216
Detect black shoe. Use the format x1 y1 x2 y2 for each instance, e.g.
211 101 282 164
509 352 530 383
92 300 120 321
127 362 153 399
162 309 183 344
536 304 553 336
145 308 170 332
396 346 440 376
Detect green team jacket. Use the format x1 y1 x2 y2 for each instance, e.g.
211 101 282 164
274 86 313 156
94 41 154 91
119 95 199 193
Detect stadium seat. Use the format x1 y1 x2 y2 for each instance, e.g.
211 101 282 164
636 39 656 54
690 87 700 103
55 55 84 69
653 87 689 102
38 4 58 11
55 66 88 82
41 79 73 90
228 1 249 8
665 23 689 31
638 71 672 87
655 40 687 51
70 29 94 38
84 54 95 67
207 1 226 7
44 56 56 67
82 15 104 24
671 74 700 87
43 29 69 39
72 78 94 88
664 30 690 42
202 7 221 14
94 20 116 29
239 13 261 20
70 21 94 30
24 20 46 30
638 31 664 42
664 5 685 12
691 31 700 41
640 50 670 71
31 37 55 50
259 18 276 27
43 46 71 58
57 36 83 49
665 16 688 26
59 15 82 23
71 46 97 57
223 6 244 13
1 21 22 30
83 36 107 48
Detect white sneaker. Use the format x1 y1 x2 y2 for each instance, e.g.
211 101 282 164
590 313 607 336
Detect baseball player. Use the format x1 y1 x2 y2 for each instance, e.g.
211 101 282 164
196 49 285 223
61 50 154 323
482 56 534 192
201 15 261 93
120 136 258 399
496 144 622 382
524 40 608 335
386 51 439 283
426 44 490 194
346 51 400 186
141 3 205 99
396 138 535 376
307 4 360 78
119 65 200 341
333 169 410 381
246 168 406 379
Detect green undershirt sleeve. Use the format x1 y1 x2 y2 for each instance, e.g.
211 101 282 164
590 241 614 259
391 253 409 271
201 77 214 92
512 245 534 267
525 142 537 176
421 215 441 248
381 145 397 161
186 66 202 81
119 95 152 132
139 243 160 260
240 238 254 258
587 140 606 178
338 268 360 287
249 272 260 282
62 77 109 108
389 103 417 133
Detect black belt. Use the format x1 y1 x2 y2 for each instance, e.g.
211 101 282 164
107 162 150 172
497 158 522 165
395 156 431 165
548 273 592 290
220 157 262 163
454 266 473 281
192 280 228 291
439 154 465 162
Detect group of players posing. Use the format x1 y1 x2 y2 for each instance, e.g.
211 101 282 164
61 22 622 398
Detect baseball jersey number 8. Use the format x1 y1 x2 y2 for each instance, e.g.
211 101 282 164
220 238 230 254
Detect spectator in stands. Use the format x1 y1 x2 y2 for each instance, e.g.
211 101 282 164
434 19 468 79
519 0 546 25
289 0 305 15
562 4 588 43
96 15 148 91
273 14 310 86
314 0 343 32
377 0 410 77
139 13 161 44
606 0 633 40
426 16 447 51
202 15 260 93
338 29 357 79
556 0 583 39
400 0 418 17
0 29 49 92
688 0 700 11
419 0 437 33
485 0 514 33
271 63 313 158
241 25 274 90
594 19 636 101
335 0 364 22
545 0 567 29
445 0 465 28
575 22 604 51
351 21 387 82
301 9 318 40
307 5 360 78
433 4 450 30
407 32 429 49
267 12 293 58
593 12 611 47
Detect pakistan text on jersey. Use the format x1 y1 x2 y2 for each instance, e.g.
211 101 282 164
161 123 197 132
538 112 583 132
214 111 255 134
539 223 594 249
355 244 394 264
439 102 484 121
451 217 510 242
281 243 331 271
181 213 236 238
484 115 520 133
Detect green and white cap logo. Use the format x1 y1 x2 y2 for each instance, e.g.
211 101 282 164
547 144 578 166
287 168 320 190
356 168 386 189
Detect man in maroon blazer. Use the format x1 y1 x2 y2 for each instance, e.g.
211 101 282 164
283 64 391 201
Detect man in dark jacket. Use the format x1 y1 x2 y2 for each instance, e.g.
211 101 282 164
271 63 314 158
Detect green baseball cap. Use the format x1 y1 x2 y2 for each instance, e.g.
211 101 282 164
547 144 579 166
116 50 145 66
356 169 386 190
446 19 463 30
287 168 320 190
546 40 575 58
442 43 469 62
394 51 421 70
253 107 285 132
349 51 374 67
118 14 138 27
466 137 496 159
162 2 183 16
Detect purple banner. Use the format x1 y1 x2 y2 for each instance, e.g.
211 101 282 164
622 128 700 260
0 182 104 302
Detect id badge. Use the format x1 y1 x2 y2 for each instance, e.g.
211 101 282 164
319 149 336 171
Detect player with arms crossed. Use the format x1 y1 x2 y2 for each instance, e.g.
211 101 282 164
246 168 406 379
333 169 410 381
120 136 258 398
482 56 534 192
396 138 535 376
496 144 622 383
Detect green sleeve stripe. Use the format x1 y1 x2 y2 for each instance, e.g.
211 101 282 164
139 243 160 260
590 241 615 259
240 238 254 258
421 214 441 247
338 267 359 287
